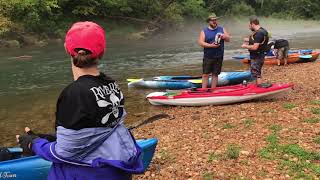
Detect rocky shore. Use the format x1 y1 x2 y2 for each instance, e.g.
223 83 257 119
0 35 63 48
133 61 320 179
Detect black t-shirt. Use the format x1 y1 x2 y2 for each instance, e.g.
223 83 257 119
249 27 269 58
55 73 125 130
274 39 289 49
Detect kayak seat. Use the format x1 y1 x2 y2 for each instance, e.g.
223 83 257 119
258 82 272 88
0 147 12 162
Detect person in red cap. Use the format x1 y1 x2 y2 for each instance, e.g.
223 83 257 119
16 21 144 180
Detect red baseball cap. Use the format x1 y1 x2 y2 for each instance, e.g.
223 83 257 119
65 21 106 59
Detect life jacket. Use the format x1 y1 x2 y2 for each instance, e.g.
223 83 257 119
249 27 269 54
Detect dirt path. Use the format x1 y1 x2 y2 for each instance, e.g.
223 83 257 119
133 61 320 179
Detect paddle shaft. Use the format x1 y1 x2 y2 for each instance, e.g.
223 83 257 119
5 114 169 154
128 113 170 130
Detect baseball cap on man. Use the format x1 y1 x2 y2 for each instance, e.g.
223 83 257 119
65 21 106 59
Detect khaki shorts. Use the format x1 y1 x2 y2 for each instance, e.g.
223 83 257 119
276 46 289 60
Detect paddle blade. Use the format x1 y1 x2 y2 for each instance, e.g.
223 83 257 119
127 78 143 83
299 55 312 59
188 79 202 84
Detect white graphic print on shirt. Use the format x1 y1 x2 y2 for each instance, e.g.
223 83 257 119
90 82 124 124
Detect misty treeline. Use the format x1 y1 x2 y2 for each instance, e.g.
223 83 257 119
1 0 320 37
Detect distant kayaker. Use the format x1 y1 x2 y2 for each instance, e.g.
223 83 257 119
16 21 144 180
241 16 269 86
269 39 289 66
198 13 230 89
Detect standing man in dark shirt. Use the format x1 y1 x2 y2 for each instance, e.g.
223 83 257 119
198 13 230 89
242 17 269 86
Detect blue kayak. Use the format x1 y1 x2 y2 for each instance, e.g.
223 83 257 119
128 71 253 89
0 138 158 180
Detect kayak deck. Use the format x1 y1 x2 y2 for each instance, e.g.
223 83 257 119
147 84 294 106
128 71 253 89
0 138 158 180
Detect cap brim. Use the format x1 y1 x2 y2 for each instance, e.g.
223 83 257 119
206 17 220 22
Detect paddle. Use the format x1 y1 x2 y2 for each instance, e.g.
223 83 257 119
7 147 23 153
127 78 143 83
4 114 170 155
232 55 250 59
299 55 312 59
188 79 202 84
128 113 170 130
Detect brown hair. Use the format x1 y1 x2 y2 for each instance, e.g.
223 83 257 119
72 48 98 68
249 16 259 25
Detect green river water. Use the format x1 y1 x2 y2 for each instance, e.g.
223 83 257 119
0 18 320 146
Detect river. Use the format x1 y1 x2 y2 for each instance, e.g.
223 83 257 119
0 18 320 146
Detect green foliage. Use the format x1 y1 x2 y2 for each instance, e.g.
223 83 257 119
0 15 12 36
2 0 320 39
259 147 274 159
269 124 282 133
161 2 184 27
259 128 320 178
282 103 297 109
222 123 236 129
182 0 207 17
266 134 279 145
227 2 255 16
0 0 207 37
310 100 320 105
242 119 254 128
310 107 320 114
158 149 175 162
303 117 320 123
7 0 60 33
203 172 214 180
314 136 320 144
257 169 268 177
225 144 241 159
206 0 320 19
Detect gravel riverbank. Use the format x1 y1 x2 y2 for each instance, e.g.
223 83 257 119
134 61 320 179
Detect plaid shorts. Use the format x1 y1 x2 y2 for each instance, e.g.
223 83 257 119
250 56 264 78
276 46 289 60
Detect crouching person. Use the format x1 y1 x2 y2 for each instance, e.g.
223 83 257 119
16 21 144 180
270 39 289 66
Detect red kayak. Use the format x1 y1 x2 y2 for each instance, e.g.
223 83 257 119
147 83 293 106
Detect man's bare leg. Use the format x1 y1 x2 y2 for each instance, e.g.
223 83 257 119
284 58 288 65
256 77 262 85
202 74 210 89
210 75 218 89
